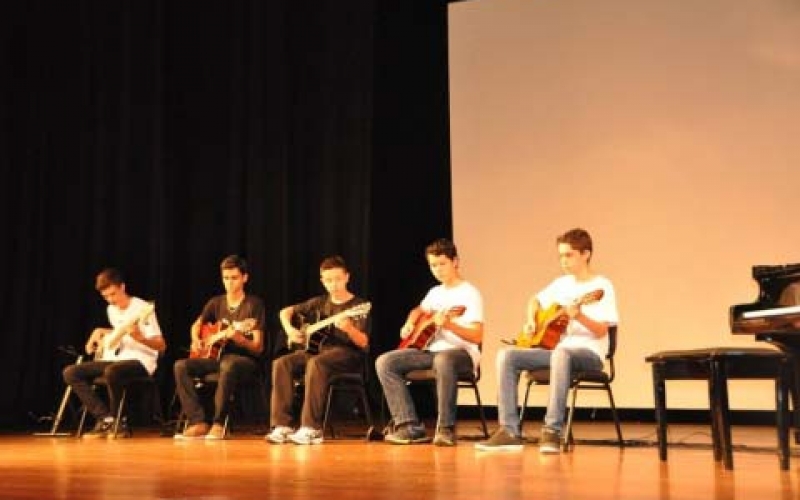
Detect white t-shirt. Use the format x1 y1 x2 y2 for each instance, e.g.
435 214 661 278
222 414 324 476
103 296 162 374
536 275 619 359
422 281 484 369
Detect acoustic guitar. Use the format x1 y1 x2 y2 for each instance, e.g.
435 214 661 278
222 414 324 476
95 302 156 360
190 318 257 360
290 302 372 355
397 305 467 350
509 289 604 350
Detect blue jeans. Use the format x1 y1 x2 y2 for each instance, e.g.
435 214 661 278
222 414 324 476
496 345 603 436
376 348 473 429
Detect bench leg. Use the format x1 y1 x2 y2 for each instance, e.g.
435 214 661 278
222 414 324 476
652 364 668 461
710 359 733 470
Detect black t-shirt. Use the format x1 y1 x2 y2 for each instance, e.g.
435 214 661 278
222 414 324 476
292 294 370 351
200 294 266 359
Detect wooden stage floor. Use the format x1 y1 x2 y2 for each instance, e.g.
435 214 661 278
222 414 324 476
2 422 798 499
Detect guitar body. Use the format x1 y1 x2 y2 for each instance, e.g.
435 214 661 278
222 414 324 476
514 305 569 350
398 306 467 350
513 289 605 350
301 326 326 356
190 323 225 360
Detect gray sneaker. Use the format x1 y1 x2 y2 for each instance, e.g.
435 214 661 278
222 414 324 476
539 427 562 454
433 426 456 447
475 427 523 451
385 423 431 445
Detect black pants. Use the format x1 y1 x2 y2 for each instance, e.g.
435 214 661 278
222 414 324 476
270 346 363 429
173 354 258 425
62 360 149 420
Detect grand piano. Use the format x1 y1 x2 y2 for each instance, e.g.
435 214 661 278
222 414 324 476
730 262 800 433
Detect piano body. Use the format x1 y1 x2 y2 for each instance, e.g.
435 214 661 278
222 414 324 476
730 262 800 431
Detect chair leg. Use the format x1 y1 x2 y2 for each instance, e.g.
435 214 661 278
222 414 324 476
322 385 337 438
111 389 128 438
472 383 489 438
605 384 624 447
77 407 89 437
563 386 580 451
519 381 533 434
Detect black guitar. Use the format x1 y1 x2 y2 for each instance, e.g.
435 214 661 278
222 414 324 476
290 302 371 355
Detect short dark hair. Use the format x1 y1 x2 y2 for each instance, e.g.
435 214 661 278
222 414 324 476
425 238 458 260
320 255 348 272
557 228 593 259
220 254 248 274
95 268 124 291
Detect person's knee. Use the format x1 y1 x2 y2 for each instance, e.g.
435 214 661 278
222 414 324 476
174 359 188 377
62 364 78 383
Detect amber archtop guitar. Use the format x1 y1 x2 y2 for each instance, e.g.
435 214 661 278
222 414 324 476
190 318 257 360
398 305 467 350
509 289 604 350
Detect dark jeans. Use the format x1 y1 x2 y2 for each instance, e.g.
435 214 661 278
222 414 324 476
375 348 473 429
270 346 363 429
62 360 149 420
173 353 258 425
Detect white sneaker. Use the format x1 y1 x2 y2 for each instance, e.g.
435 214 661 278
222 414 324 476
266 426 294 444
288 426 324 445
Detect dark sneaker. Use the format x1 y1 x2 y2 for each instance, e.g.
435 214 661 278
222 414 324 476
539 427 562 454
475 427 523 451
385 423 431 445
433 426 457 447
83 419 114 439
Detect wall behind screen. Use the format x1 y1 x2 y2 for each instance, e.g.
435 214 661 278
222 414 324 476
449 0 800 409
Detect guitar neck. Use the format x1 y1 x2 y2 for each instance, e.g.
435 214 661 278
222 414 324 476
305 311 346 335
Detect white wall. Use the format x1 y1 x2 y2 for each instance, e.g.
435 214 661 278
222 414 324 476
449 0 800 410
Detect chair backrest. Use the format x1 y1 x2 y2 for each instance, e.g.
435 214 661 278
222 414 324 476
606 325 618 359
605 325 618 382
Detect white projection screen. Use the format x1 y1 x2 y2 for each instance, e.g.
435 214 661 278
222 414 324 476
449 0 800 411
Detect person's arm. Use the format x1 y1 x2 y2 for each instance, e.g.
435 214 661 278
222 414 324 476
565 304 610 338
279 304 305 345
400 306 425 338
228 326 263 356
524 296 542 333
437 315 483 344
128 323 166 353
335 317 368 349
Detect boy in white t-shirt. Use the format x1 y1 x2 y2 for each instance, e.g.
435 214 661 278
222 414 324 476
376 238 484 446
476 228 619 453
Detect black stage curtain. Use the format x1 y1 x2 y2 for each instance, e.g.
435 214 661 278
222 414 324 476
0 0 453 428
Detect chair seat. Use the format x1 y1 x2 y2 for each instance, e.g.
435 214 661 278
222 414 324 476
526 369 610 385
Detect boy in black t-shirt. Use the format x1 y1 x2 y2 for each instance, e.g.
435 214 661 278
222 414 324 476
267 255 370 445
173 255 266 440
